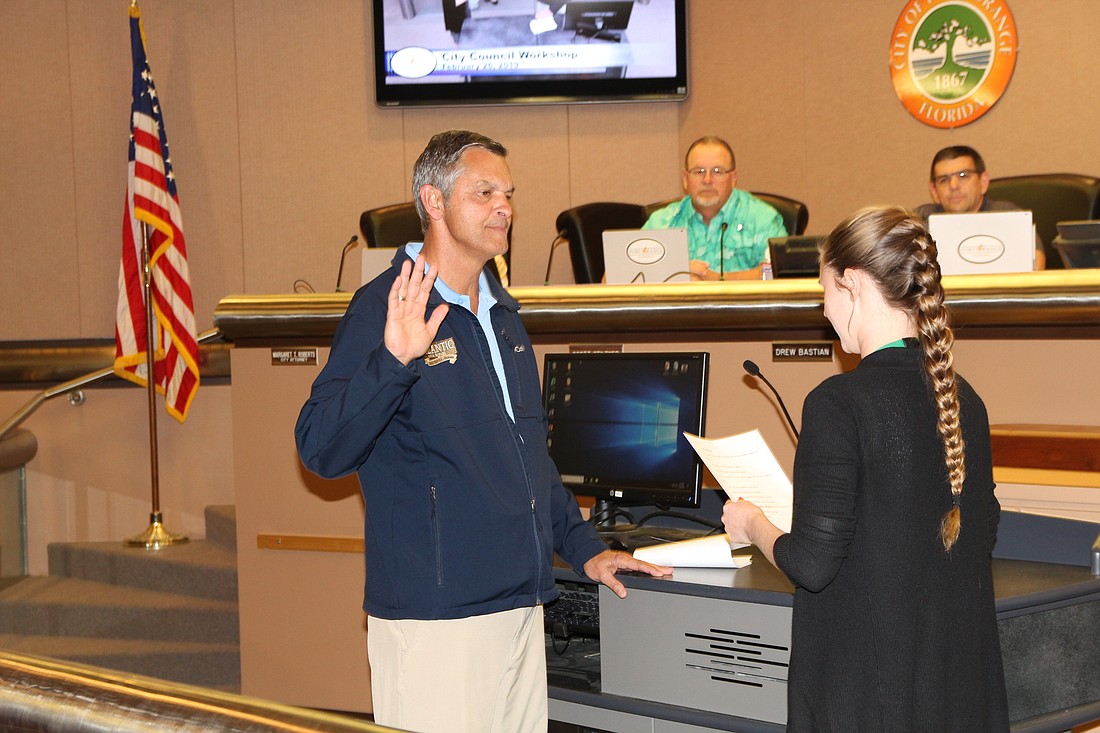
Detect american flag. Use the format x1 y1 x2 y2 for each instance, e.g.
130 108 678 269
114 3 199 423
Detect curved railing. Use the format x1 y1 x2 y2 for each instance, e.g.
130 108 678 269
0 329 226 443
0 649 402 732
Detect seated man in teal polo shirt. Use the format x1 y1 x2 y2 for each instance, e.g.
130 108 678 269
643 136 786 280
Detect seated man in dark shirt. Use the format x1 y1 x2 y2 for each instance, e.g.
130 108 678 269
914 145 1045 269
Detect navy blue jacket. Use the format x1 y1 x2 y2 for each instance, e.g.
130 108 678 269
295 250 607 620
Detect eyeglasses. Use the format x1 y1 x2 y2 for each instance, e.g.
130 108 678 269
686 166 734 179
932 169 979 187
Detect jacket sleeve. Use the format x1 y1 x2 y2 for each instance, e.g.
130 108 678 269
294 297 420 479
549 463 608 572
773 386 859 593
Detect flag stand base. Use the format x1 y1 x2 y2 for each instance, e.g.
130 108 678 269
125 512 189 549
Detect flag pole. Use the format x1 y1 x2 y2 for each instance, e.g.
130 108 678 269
125 220 187 549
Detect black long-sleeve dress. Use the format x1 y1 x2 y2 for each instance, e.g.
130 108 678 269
772 342 1009 732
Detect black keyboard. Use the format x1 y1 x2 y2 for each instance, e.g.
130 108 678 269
544 581 600 639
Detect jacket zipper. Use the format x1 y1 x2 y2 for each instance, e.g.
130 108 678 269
430 483 443 587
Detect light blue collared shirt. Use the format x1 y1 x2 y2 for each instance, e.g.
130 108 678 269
405 243 514 421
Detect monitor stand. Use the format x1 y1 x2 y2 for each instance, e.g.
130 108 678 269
600 525 712 551
590 500 715 551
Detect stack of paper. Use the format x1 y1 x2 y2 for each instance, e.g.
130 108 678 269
633 533 753 568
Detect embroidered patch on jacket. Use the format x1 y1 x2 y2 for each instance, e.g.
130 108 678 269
424 337 458 366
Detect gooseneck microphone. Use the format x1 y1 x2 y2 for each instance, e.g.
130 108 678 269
719 222 728 281
335 235 359 292
543 230 568 286
743 360 799 439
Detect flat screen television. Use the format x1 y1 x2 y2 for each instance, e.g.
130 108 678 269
542 351 708 527
372 0 689 107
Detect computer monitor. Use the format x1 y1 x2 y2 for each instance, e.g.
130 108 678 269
768 235 822 279
542 351 708 527
563 1 634 41
1054 220 1100 269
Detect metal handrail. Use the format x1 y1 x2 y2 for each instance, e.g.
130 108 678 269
0 649 401 732
0 328 223 442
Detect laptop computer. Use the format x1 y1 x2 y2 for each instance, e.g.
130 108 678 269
602 228 691 284
928 211 1035 275
768 236 822 279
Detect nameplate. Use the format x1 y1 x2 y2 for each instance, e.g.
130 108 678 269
271 348 318 366
772 341 833 362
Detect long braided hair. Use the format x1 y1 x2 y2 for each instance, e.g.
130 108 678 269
820 206 966 551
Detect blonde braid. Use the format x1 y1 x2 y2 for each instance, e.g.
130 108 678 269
911 231 966 551
821 207 970 551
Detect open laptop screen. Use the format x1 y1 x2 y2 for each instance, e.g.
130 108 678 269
928 211 1034 275
602 228 691 284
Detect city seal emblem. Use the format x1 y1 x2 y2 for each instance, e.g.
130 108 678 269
890 1 1018 129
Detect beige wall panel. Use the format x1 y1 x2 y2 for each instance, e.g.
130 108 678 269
230 346 371 711
0 0 81 340
971 3 1098 176
952 339 1100 427
239 547 370 712
564 103 681 206
67 2 135 339
513 107 573 286
235 0 402 296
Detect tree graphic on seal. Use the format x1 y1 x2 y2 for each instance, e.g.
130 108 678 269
911 4 992 101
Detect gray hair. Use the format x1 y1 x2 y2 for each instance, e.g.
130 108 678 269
411 130 508 230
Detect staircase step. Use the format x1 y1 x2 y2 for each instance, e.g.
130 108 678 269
204 505 237 551
0 576 238 644
0 633 240 690
47 539 237 602
2 504 243 692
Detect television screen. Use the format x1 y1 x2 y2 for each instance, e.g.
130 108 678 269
542 351 708 515
372 0 689 107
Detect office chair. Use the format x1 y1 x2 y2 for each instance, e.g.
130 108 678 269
751 191 809 236
986 173 1100 270
643 198 681 219
359 202 423 250
359 201 509 284
555 202 648 284
644 193 809 236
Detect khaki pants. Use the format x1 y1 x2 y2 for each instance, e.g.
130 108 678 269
368 606 547 733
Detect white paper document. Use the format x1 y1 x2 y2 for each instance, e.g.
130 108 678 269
684 430 794 533
633 533 753 568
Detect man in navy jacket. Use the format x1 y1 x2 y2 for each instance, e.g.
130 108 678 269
295 130 669 733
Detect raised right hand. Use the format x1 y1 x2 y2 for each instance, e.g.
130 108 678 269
384 256 449 365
